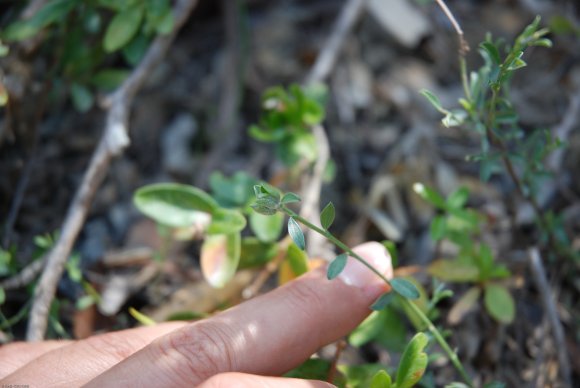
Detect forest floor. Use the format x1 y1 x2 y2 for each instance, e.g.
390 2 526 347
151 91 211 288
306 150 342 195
1 0 580 386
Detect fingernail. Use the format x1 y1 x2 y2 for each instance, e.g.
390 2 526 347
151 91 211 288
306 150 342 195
338 242 393 297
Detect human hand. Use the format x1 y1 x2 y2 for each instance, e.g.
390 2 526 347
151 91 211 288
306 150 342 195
0 242 392 387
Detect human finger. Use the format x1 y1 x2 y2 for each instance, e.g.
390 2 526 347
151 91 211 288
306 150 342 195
87 242 392 387
0 340 72 378
198 372 336 388
1 321 186 386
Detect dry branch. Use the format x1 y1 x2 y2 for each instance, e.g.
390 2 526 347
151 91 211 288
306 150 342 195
25 0 199 341
528 247 572 387
301 0 367 258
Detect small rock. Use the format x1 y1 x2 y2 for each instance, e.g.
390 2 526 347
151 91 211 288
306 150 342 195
161 114 197 176
366 0 431 48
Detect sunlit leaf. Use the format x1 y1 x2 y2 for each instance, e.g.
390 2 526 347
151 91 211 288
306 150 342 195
104 5 144 52
207 207 247 235
288 217 305 250
370 370 392 388
249 211 284 243
200 233 241 288
134 183 217 228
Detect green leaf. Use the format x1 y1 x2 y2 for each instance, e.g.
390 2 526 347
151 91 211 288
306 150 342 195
91 69 130 90
391 278 420 300
284 359 331 381
301 98 325 125
288 217 305 250
395 332 429 388
371 370 392 388
70 83 94 113
207 207 247 235
251 202 279 216
201 232 241 288
370 292 395 311
446 187 469 209
484 284 515 324
0 287 5 305
320 202 335 230
128 306 156 326
210 172 257 207
412 183 446 209
122 33 149 66
3 0 76 41
281 192 301 204
285 242 309 276
133 183 218 228
239 238 278 269
420 89 446 114
249 211 284 243
479 41 501 65
104 6 144 52
428 259 480 282
338 364 386 388
429 215 447 241
327 253 347 280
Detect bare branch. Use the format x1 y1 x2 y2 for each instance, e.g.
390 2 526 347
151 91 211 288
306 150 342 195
26 0 199 341
305 0 367 85
528 247 572 387
434 0 470 55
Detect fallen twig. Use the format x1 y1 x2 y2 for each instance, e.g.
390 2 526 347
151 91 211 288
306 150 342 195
0 257 44 290
305 0 366 85
528 247 572 387
26 0 199 341
301 0 366 258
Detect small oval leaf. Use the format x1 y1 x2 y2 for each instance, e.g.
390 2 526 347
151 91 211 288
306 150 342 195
281 192 301 204
395 332 429 388
370 370 392 388
327 253 347 280
207 207 247 235
133 183 218 228
370 291 395 311
288 217 305 250
201 233 241 288
484 284 515 324
249 211 284 243
320 202 335 230
104 6 144 52
391 278 420 300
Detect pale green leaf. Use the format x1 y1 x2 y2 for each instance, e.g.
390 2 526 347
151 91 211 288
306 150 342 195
288 217 305 250
104 6 144 52
484 284 515 324
395 332 429 388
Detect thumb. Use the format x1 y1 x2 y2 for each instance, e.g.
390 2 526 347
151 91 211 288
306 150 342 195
87 242 392 387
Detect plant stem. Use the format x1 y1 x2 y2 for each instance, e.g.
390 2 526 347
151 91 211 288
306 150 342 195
281 206 474 387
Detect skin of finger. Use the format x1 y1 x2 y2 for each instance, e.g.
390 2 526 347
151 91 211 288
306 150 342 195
198 372 336 388
0 340 72 378
1 321 186 387
86 244 391 387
